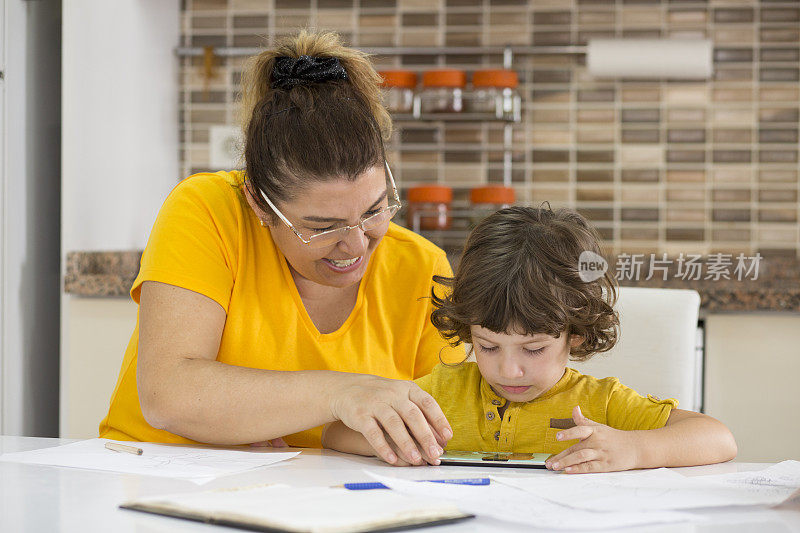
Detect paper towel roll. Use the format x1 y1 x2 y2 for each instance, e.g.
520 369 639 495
587 39 713 79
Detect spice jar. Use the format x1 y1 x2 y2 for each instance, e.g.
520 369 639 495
406 185 453 231
419 70 466 114
379 70 417 114
468 69 521 120
469 185 515 226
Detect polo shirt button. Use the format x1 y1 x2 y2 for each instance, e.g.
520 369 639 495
486 411 495 421
491 399 501 406
494 431 500 441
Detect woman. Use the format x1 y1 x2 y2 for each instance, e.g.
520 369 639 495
99 31 461 466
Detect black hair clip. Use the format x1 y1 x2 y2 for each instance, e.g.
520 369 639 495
271 55 348 90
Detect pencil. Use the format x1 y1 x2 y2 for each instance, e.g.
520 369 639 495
105 442 144 455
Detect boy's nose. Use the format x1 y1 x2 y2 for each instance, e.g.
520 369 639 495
498 356 525 380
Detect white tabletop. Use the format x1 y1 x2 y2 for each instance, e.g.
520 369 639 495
1 436 798 533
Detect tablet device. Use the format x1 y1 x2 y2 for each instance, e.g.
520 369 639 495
439 451 550 469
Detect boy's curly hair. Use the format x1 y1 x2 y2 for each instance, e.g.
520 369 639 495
431 206 619 361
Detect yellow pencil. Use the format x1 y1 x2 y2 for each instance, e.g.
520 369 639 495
105 442 144 455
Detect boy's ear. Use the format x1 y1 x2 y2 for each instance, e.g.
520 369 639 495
569 334 584 349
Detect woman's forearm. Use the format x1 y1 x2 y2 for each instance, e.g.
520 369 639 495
139 357 360 444
321 421 376 456
633 412 737 469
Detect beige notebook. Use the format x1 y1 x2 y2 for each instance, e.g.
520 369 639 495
120 483 473 532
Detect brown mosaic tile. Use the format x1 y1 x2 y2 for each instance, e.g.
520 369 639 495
532 11 571 25
574 129 612 143
712 189 751 202
532 149 569 163
760 27 800 43
759 129 799 144
760 189 798 203
666 187 704 202
577 170 613 182
576 30 615 45
190 34 227 47
666 228 706 242
713 8 754 23
759 169 798 183
577 208 614 222
759 150 799 163
532 69 571 83
318 0 354 6
623 129 661 143
713 68 754 82
577 89 616 103
621 187 658 203
577 150 614 163
760 67 800 82
233 15 268 28
621 227 660 241
577 109 615 123
532 31 572 46
760 48 800 62
667 150 706 163
667 208 705 223
275 0 310 7
713 128 753 144
577 187 614 202
533 169 569 182
402 12 438 25
759 209 798 223
621 87 660 102
713 150 752 163
666 169 706 182
446 12 482 25
621 169 660 182
713 48 754 62
760 7 800 23
622 208 660 222
759 107 800 123
667 128 705 143
621 109 660 123
713 208 751 222
711 229 750 242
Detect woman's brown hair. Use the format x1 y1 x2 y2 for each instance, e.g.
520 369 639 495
431 206 619 361
238 30 391 216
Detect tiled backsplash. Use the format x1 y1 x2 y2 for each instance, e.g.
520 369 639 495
180 0 800 257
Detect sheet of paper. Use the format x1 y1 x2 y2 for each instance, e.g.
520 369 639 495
365 471 697 530
492 461 800 512
0 439 299 484
127 483 468 532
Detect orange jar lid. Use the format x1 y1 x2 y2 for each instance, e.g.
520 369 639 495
472 69 519 89
470 185 515 205
408 185 453 204
422 70 466 88
380 70 417 89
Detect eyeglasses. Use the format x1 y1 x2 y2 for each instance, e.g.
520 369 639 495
258 160 402 248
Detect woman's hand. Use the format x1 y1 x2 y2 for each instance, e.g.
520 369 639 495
545 406 640 473
328 374 452 466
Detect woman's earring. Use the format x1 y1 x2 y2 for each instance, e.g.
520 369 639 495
259 219 266 227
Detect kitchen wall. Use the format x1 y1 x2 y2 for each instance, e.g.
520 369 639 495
179 0 799 258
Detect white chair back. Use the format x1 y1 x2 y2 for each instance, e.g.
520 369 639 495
571 287 702 412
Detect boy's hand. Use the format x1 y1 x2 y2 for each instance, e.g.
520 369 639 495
545 405 640 473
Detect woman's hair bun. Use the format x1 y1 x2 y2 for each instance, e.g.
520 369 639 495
270 55 348 90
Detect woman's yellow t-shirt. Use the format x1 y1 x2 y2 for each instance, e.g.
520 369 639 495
99 171 462 447
415 363 677 455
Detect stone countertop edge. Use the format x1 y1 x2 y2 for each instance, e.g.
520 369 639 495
63 251 800 312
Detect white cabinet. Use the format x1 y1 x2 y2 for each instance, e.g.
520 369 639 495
704 314 800 462
60 297 138 439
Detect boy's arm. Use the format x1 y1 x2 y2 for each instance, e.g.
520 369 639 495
633 408 738 469
544 406 737 473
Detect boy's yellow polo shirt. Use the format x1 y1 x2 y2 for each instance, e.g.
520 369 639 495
415 363 677 455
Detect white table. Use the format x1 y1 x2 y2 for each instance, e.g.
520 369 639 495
1 436 798 532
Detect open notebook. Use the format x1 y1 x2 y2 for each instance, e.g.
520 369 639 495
120 483 474 532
